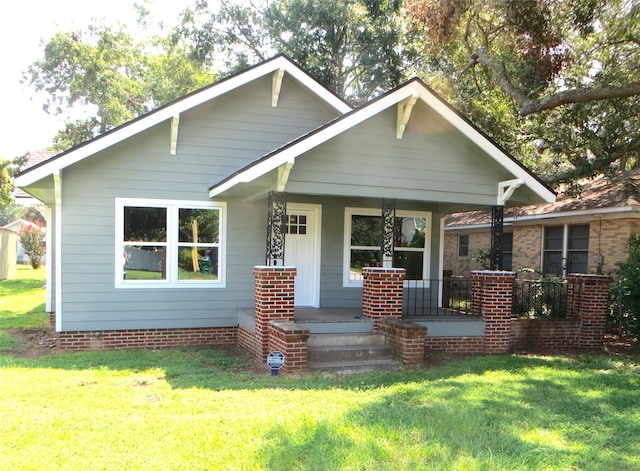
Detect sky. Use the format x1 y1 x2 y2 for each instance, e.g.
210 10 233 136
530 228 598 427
0 0 194 160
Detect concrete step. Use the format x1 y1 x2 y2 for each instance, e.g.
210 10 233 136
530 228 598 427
308 358 402 375
307 333 401 374
308 344 393 363
307 333 386 348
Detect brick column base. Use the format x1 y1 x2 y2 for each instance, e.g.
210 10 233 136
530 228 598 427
268 321 310 373
567 274 611 349
362 267 406 320
471 270 516 354
254 266 296 356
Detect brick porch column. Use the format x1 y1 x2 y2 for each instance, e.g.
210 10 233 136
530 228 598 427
362 267 406 320
254 266 296 356
471 270 516 354
567 274 611 349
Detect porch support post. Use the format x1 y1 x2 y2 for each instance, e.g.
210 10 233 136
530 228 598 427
381 199 396 268
567 274 611 349
266 191 287 266
471 270 516 354
362 267 405 322
253 266 296 356
491 206 504 270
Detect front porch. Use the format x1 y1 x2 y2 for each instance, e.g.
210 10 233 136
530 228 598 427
237 266 612 373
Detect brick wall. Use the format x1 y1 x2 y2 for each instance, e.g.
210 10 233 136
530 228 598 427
510 318 580 351
267 321 310 372
443 230 490 276
511 225 542 272
57 327 238 351
592 218 640 274
424 337 485 354
376 319 427 365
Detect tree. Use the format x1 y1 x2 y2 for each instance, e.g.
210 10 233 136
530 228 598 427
612 234 640 337
407 0 640 185
23 11 213 150
19 223 46 269
0 154 27 213
177 0 416 104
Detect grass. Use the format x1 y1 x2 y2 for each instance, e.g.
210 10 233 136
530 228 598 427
1 267 640 470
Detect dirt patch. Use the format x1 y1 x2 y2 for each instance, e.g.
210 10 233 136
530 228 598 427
8 327 59 358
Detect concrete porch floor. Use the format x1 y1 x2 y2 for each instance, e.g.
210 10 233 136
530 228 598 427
295 307 364 323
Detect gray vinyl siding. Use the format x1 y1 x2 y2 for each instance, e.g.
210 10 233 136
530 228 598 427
286 102 513 205
56 75 340 331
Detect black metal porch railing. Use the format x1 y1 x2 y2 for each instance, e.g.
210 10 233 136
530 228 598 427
403 277 474 317
512 278 568 318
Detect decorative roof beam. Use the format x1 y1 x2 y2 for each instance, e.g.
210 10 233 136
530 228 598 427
396 94 418 139
277 158 295 191
497 178 524 205
272 68 285 107
170 114 180 155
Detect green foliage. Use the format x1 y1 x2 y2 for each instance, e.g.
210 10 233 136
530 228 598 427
408 0 640 185
178 0 415 104
0 154 27 213
611 234 640 337
24 17 213 150
18 224 45 269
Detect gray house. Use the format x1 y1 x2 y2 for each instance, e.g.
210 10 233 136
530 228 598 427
15 55 555 351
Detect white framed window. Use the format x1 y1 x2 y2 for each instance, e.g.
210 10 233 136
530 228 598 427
543 224 589 277
343 207 431 287
115 198 226 288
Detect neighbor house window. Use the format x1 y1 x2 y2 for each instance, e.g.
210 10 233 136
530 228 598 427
458 234 469 257
543 224 589 277
502 232 513 271
116 198 226 288
344 208 431 286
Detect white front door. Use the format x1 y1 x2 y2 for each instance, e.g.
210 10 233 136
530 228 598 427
285 204 321 307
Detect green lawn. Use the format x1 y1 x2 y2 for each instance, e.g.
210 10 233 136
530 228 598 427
1 267 639 470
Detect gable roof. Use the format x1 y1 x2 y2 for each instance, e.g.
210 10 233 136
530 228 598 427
208 77 555 205
15 54 352 188
446 169 640 228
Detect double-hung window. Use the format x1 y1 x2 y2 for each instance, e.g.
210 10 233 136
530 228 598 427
543 224 589 277
344 207 431 286
116 198 226 288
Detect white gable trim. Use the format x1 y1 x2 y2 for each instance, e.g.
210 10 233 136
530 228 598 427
210 80 555 205
15 56 352 188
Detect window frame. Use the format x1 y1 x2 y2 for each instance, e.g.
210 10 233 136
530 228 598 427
343 207 431 287
458 234 470 258
115 198 226 289
542 223 589 277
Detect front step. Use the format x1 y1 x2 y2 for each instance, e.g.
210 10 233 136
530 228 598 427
307 333 401 374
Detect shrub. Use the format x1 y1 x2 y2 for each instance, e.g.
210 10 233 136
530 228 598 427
19 224 45 269
611 234 640 337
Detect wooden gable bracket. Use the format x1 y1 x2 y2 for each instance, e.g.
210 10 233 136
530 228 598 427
170 114 180 155
396 93 419 139
497 178 524 205
272 68 286 107
277 158 295 191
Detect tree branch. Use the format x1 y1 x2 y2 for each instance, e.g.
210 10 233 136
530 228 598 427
473 47 640 116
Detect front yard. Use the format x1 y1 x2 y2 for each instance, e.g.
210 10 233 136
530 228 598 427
1 267 639 470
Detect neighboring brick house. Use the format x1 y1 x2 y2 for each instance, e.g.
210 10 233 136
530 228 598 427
444 170 640 278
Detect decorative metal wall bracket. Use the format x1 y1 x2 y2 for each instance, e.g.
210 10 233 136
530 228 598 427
266 191 287 266
382 199 396 268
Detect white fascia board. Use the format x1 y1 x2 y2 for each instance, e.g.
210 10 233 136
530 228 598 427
415 87 556 204
16 57 351 188
209 86 417 197
444 205 640 231
509 205 640 222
